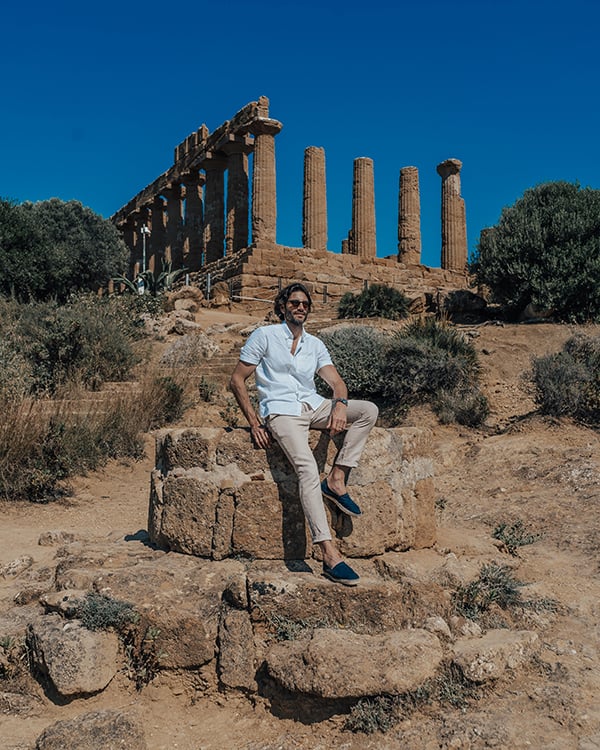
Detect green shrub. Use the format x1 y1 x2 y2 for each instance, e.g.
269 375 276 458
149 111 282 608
319 319 488 426
345 663 483 734
531 333 600 424
198 375 219 403
160 332 218 367
345 694 398 734
219 396 242 427
149 376 185 427
338 284 410 321
0 295 143 395
381 319 487 425
0 341 34 401
471 181 600 321
0 369 189 502
493 519 540 555
318 326 387 399
434 387 490 427
453 563 524 620
78 592 138 631
0 197 128 302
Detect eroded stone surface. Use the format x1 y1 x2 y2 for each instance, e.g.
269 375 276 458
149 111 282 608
93 555 247 669
266 627 443 698
452 629 540 683
149 426 436 560
218 608 257 691
246 560 450 633
27 614 120 696
35 709 147 750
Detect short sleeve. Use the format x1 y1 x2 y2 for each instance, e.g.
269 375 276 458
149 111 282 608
315 338 333 371
239 326 267 365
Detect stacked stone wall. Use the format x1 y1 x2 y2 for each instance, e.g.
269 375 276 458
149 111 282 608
189 244 468 307
148 425 436 561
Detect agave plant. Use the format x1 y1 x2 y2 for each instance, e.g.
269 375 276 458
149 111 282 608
112 261 188 297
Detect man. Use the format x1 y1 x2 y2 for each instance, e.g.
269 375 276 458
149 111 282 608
229 282 378 586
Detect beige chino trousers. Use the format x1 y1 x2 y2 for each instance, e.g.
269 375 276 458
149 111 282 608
267 399 378 543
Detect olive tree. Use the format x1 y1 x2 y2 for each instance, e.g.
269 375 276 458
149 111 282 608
471 181 600 322
0 198 128 301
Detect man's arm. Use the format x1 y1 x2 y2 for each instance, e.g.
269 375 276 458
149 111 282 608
317 364 349 436
229 361 271 448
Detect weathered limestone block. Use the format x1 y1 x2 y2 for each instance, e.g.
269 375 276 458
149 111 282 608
266 627 443 698
246 561 450 632
375 549 482 591
218 608 257 691
149 426 436 560
0 605 44 642
155 428 222 472
452 629 540 683
54 543 160 592
27 614 120 697
93 556 246 670
232 480 310 560
0 555 34 578
35 709 147 750
154 475 221 557
38 531 77 547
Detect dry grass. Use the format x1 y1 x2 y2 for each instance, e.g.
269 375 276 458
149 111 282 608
0 366 193 503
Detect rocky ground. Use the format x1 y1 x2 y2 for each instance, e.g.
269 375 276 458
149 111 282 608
1 304 600 750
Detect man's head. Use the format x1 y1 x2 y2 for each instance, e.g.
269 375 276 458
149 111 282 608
274 283 313 324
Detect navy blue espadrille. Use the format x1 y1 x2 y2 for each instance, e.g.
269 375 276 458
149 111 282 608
321 479 362 517
323 561 360 586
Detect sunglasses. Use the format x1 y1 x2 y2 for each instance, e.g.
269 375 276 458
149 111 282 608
288 299 310 309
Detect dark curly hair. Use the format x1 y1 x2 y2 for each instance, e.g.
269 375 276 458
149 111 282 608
274 283 313 321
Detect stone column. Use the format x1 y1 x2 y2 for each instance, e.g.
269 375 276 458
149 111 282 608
302 146 327 251
150 196 166 273
221 135 252 255
122 215 136 277
183 170 205 271
437 158 467 272
398 166 422 265
349 157 376 258
249 118 283 247
202 153 227 263
165 183 185 269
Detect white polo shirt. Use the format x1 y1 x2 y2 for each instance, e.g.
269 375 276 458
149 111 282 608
239 322 333 418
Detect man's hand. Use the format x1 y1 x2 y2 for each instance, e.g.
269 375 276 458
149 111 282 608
327 402 347 436
250 423 271 449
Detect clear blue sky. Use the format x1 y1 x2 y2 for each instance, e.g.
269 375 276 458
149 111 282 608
3 0 599 268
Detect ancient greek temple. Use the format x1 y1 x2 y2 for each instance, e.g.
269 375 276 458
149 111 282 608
112 96 469 301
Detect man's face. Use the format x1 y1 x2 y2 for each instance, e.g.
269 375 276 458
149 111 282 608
283 292 310 326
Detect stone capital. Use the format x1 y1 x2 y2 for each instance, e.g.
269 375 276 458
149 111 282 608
182 169 206 187
248 118 283 137
200 152 228 171
436 158 463 179
216 133 254 155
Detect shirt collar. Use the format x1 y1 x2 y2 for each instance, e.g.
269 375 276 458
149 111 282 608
281 321 305 341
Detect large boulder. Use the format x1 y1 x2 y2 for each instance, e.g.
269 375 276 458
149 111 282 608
35 709 146 750
27 614 120 697
92 555 247 670
148 425 436 561
245 560 450 634
452 629 540 683
266 627 443 698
